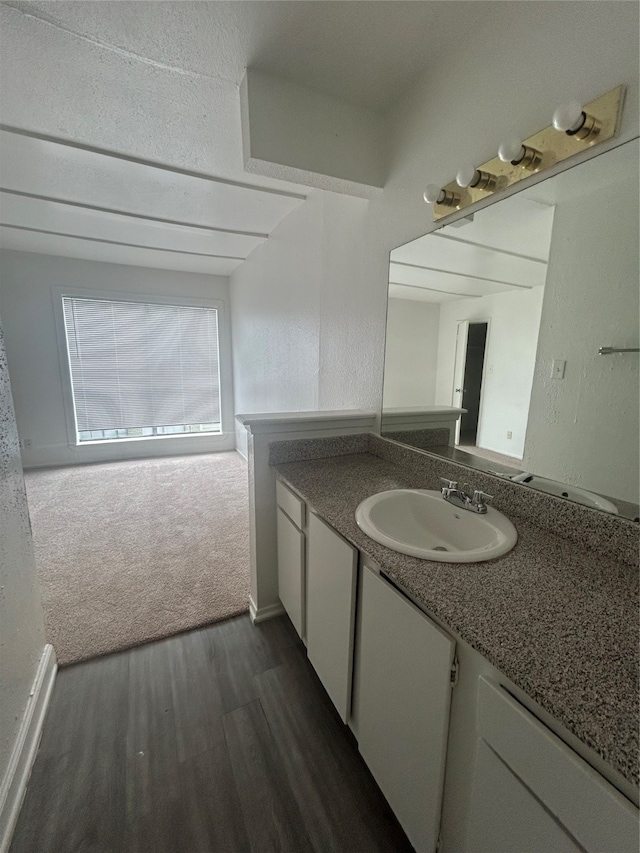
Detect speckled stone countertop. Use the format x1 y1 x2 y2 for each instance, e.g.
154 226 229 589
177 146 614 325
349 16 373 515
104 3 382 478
272 448 639 790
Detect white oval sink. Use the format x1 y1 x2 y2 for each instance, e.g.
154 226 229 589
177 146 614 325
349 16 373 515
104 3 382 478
510 473 618 514
355 489 517 563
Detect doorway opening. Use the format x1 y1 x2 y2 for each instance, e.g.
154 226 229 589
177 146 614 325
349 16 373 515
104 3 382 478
453 321 488 447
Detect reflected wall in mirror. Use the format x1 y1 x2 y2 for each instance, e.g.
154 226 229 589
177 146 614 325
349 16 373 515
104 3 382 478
382 139 639 520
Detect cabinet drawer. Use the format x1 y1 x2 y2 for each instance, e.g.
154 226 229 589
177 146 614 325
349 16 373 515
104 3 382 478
276 479 305 529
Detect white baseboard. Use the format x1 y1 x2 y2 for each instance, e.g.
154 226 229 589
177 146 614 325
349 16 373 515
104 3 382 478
0 644 57 853
249 597 285 624
21 435 236 469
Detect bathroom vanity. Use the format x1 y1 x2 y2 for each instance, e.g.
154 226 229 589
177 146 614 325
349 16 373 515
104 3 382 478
233 107 640 853
272 434 638 853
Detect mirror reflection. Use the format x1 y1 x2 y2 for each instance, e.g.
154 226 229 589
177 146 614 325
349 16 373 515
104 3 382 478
382 139 639 520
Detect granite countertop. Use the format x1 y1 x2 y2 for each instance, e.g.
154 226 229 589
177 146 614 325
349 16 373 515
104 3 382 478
273 451 639 790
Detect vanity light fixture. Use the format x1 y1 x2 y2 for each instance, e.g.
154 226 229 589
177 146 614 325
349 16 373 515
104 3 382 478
426 84 624 222
423 184 461 208
455 164 499 192
449 213 474 229
498 137 543 172
552 101 601 142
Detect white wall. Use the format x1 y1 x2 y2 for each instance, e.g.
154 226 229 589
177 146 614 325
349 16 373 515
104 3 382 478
231 192 323 417
0 4 636 486
0 325 47 807
523 172 639 504
0 251 235 467
436 288 545 458
242 69 386 192
231 190 383 456
0 3 634 478
318 192 385 409
382 299 440 408
231 4 639 447
0 0 636 816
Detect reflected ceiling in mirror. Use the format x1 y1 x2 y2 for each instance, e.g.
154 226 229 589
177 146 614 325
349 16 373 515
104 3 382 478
382 139 639 521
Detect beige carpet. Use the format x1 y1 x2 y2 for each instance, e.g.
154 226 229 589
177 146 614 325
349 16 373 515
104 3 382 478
25 452 250 666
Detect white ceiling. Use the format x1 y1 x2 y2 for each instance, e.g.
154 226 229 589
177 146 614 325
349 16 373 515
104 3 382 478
0 1 501 275
389 196 556 303
0 129 304 274
2 1 492 111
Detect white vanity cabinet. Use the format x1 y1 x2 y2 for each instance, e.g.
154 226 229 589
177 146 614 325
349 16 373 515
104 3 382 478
353 565 456 853
276 480 306 639
273 485 639 853
464 678 639 853
305 511 358 723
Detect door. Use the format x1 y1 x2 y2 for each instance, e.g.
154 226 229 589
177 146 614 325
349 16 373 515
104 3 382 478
276 507 305 639
452 321 469 444
355 567 456 853
306 512 357 723
465 678 639 853
467 740 583 853
452 321 488 446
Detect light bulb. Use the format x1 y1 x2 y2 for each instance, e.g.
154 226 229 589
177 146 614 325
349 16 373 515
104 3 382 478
498 138 543 171
553 101 584 133
423 184 442 205
498 138 525 163
423 184 462 209
456 164 478 188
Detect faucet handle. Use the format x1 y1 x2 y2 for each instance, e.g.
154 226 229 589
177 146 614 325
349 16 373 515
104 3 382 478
472 489 493 506
440 478 458 490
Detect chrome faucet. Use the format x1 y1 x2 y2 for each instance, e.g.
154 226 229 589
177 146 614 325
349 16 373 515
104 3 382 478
440 479 493 514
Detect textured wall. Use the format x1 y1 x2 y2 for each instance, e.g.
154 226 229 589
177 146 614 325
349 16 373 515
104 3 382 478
242 69 386 191
1 3 637 447
436 287 545 458
382 299 440 408
231 192 323 419
230 191 381 431
375 3 639 254
317 192 386 411
0 251 235 467
231 4 639 431
0 322 46 792
523 167 639 504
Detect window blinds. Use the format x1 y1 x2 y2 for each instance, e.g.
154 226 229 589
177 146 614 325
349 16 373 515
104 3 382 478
62 296 221 438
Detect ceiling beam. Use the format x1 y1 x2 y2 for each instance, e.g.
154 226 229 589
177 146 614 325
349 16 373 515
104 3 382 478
389 281 480 299
430 231 548 264
0 124 307 200
389 259 533 290
0 189 269 239
0 223 245 260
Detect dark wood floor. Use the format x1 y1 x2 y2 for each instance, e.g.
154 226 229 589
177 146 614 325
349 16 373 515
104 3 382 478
10 614 413 853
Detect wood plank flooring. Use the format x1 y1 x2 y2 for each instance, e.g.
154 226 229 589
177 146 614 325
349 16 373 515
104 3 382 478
10 614 413 853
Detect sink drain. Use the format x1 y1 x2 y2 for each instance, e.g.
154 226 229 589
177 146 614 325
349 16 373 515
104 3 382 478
433 546 448 552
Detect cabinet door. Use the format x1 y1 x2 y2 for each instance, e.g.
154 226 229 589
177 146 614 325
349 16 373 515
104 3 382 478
465 678 639 853
355 567 455 853
276 507 305 639
466 740 582 853
306 512 357 723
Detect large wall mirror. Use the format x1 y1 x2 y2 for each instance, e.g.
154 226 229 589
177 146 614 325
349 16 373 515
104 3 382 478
382 138 639 520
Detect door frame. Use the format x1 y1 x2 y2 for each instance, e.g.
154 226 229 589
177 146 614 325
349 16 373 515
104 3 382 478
451 318 491 447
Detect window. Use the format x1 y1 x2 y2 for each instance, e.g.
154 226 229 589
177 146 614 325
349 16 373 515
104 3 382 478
61 296 222 443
